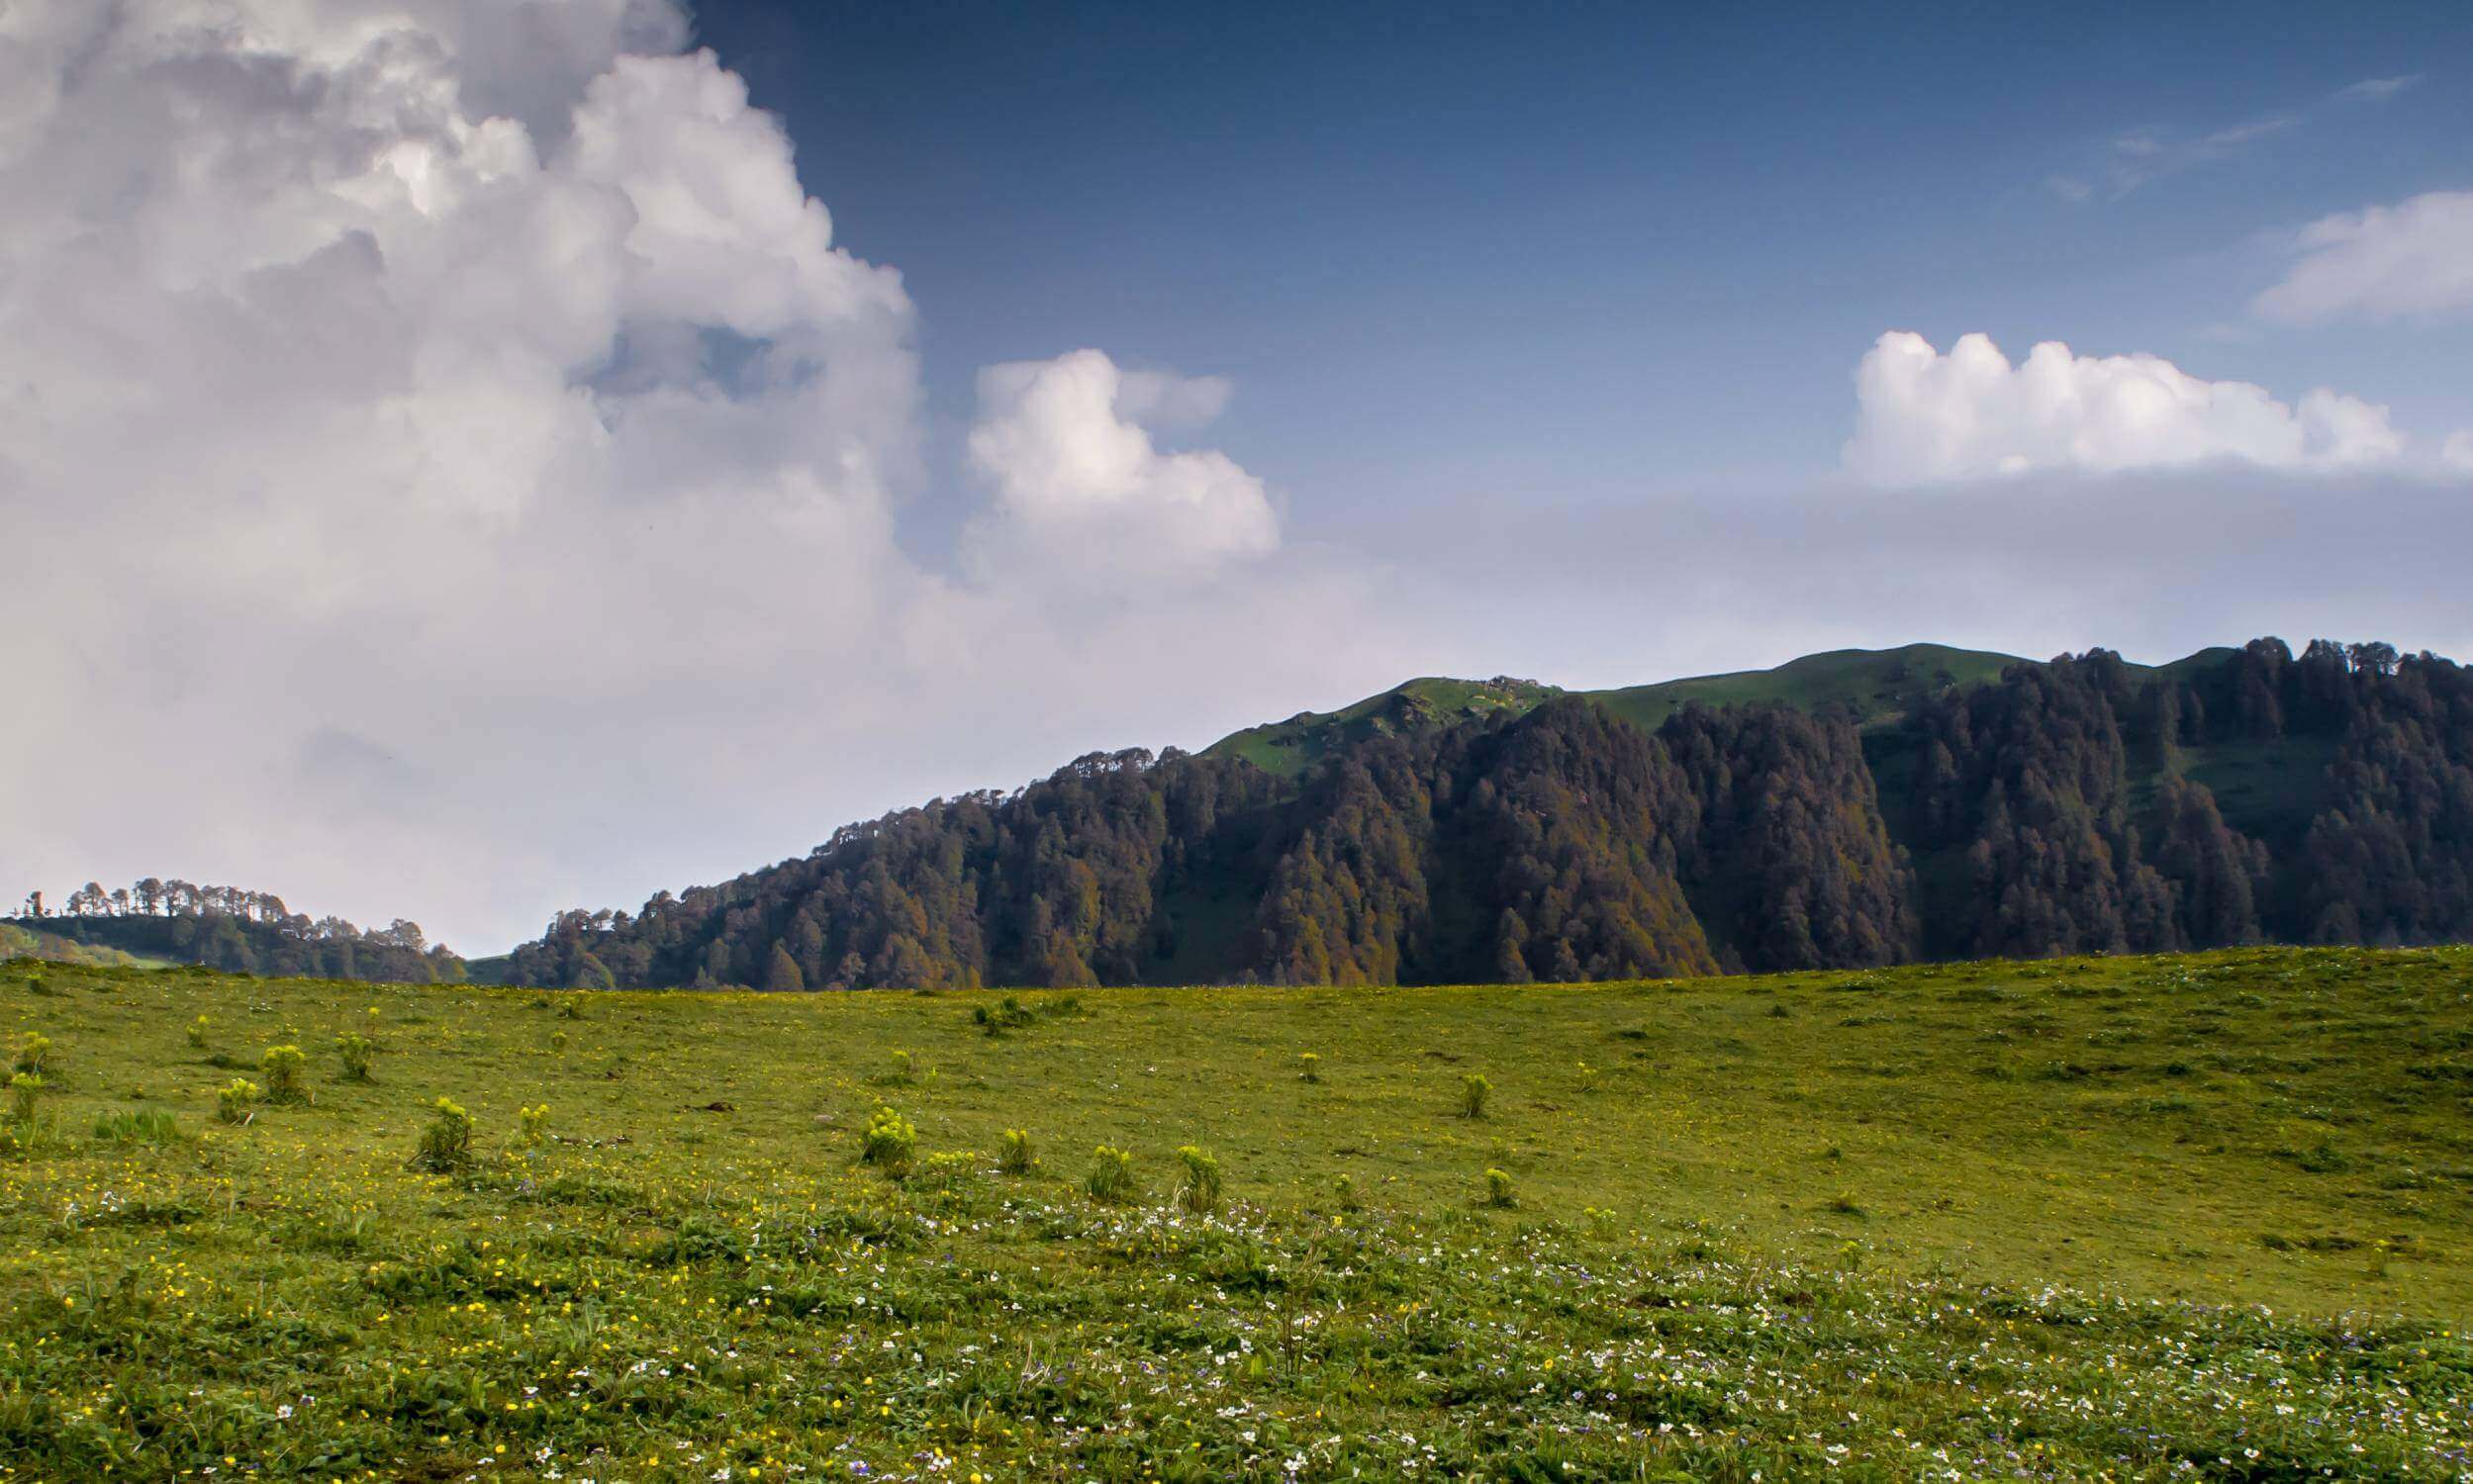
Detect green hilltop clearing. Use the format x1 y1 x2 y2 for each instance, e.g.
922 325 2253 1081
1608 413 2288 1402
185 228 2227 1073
4 945 2472 1478
1201 641 2244 780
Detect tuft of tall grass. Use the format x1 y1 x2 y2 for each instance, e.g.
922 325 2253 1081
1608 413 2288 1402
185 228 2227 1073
1085 1145 1137 1204
93 1107 182 1145
414 1097 474 1171
1175 1145 1223 1214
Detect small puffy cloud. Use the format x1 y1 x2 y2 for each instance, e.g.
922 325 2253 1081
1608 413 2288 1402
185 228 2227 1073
967 349 1279 570
2253 190 2473 324
1845 332 2404 484
2445 431 2473 476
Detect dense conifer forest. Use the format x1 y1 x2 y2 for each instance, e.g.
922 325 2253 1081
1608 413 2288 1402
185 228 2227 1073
497 637 2473 989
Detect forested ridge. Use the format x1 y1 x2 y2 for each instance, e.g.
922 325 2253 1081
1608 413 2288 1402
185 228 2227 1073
500 637 2473 990
7 880 464 983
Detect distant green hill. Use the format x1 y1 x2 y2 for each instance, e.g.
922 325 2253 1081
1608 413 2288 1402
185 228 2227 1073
511 636 2464 990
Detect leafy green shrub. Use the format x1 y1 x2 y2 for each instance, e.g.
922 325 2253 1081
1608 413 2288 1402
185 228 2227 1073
1484 1167 1516 1209
93 1108 182 1146
334 1032 375 1082
1460 1072 1491 1120
973 996 1036 1035
15 1033 50 1075
860 1106 916 1178
998 1127 1037 1175
519 1102 549 1149
7 1072 41 1125
260 1045 310 1105
1297 1053 1322 1083
215 1078 263 1125
414 1097 474 1171
1333 1172 1362 1211
1085 1145 1136 1204
558 997 585 1020
1175 1145 1223 1214
882 1050 918 1086
186 1016 209 1051
549 1029 570 1057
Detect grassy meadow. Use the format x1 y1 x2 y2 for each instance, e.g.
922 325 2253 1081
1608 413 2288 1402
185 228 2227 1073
3 946 2472 1479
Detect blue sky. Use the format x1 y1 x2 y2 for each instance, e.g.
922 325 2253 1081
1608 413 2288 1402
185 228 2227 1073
692 0 2473 522
9 0 2473 948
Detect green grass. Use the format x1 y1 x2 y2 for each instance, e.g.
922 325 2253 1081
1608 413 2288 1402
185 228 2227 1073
3 947 2471 1478
1588 642 2031 734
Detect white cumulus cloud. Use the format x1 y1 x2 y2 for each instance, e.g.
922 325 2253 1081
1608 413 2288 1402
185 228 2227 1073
1844 331 2404 484
2253 190 2473 324
967 349 1281 572
2445 431 2473 476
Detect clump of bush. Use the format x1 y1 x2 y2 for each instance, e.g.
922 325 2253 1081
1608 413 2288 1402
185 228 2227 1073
8 1072 41 1126
880 1050 921 1086
998 1127 1037 1175
1298 1053 1322 1083
916 1151 977 1190
1175 1145 1223 1214
1085 1145 1137 1204
261 1045 310 1105
334 1032 376 1083
94 1108 182 1146
973 995 1036 1036
1484 1167 1516 1209
187 1016 210 1051
15 1034 50 1076
861 1106 916 1178
519 1102 549 1149
414 1097 474 1171
215 1078 263 1125
1459 1072 1492 1120
1333 1172 1362 1212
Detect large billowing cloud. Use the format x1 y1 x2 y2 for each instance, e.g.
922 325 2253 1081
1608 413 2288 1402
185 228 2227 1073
0 0 1402 949
1844 331 2404 484
2254 189 2473 325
